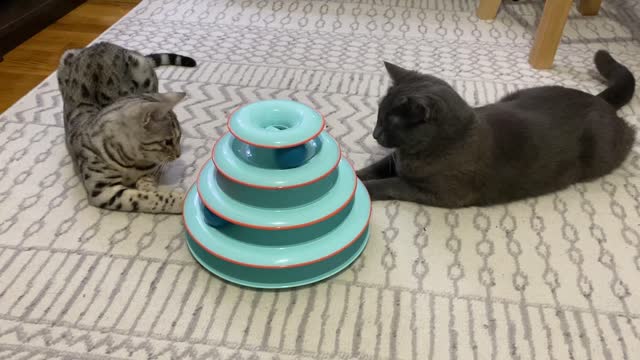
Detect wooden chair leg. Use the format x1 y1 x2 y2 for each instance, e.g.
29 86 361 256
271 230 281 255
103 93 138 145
578 0 603 16
477 0 502 20
528 0 573 69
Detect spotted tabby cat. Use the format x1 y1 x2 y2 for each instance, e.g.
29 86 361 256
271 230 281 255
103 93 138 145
57 42 197 214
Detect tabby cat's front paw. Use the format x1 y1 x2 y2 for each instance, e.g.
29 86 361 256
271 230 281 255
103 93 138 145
165 191 186 214
136 176 158 191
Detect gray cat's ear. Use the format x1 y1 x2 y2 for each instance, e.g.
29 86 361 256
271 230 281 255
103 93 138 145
384 61 413 84
392 96 409 107
393 96 430 121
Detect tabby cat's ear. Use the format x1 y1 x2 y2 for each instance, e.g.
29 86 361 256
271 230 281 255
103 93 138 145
60 48 80 66
157 92 186 106
141 92 186 126
384 61 414 84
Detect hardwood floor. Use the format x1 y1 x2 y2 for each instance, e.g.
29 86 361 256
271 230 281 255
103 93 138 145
0 0 140 112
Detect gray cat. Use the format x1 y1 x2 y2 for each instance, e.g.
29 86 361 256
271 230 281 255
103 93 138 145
57 42 196 214
357 50 636 208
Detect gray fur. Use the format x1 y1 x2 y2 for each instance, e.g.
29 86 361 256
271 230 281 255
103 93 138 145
357 50 636 208
57 42 197 214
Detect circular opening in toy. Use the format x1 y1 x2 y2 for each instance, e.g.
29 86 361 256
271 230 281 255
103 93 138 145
253 106 304 132
265 124 290 132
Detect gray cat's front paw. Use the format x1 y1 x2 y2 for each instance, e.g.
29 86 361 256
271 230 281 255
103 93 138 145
356 169 376 181
355 154 397 181
362 180 390 201
362 177 421 202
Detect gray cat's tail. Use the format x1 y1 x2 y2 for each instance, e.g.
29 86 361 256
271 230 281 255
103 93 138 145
146 53 197 67
594 50 635 109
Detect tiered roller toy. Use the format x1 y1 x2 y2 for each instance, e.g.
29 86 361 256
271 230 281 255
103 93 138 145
183 100 372 289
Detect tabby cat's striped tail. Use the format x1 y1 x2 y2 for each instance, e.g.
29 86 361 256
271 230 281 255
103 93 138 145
146 53 197 68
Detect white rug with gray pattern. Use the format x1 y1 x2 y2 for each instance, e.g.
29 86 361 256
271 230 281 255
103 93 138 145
1 0 640 359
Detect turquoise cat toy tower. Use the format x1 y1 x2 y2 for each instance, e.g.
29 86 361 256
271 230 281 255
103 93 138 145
182 99 371 289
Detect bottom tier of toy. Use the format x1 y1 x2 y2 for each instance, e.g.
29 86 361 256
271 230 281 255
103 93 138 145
186 228 369 289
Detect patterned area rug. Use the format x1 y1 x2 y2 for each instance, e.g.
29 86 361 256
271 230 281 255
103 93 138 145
1 0 640 358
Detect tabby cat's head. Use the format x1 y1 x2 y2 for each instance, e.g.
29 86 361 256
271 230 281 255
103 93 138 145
101 92 186 163
374 62 475 152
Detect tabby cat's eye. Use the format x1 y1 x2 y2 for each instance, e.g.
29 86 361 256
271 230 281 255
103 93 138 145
164 139 173 146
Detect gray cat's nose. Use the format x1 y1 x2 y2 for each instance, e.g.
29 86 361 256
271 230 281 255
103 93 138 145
372 126 383 139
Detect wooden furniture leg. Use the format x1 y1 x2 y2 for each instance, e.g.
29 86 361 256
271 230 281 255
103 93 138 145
477 0 502 20
578 0 603 16
528 0 573 69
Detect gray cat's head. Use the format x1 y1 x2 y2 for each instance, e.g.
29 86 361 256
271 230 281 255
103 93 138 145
374 62 475 152
99 92 186 163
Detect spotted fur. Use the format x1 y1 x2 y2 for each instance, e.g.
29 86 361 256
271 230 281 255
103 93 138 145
57 42 197 214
